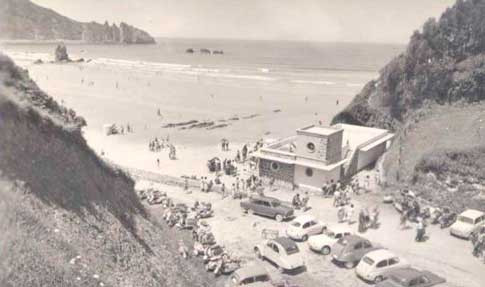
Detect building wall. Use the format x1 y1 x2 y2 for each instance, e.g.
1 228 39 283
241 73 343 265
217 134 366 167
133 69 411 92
326 131 343 164
357 142 387 171
259 159 295 183
294 164 341 189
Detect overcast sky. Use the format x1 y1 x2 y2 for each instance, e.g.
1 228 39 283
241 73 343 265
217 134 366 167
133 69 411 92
32 0 456 43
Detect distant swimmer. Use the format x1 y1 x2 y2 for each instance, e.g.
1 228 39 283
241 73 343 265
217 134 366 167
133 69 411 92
157 108 161 117
336 99 339 105
116 81 119 89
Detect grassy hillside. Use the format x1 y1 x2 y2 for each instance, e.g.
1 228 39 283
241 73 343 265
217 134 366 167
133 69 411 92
332 0 485 211
0 53 213 286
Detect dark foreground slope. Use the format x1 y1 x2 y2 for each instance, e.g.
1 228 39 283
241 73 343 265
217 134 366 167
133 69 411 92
0 0 155 44
332 0 485 210
0 54 213 286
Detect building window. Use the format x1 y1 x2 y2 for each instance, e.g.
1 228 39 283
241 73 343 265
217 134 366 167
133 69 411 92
307 142 315 153
271 162 280 171
305 168 313 177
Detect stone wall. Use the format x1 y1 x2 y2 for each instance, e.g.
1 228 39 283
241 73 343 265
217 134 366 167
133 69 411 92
259 159 295 183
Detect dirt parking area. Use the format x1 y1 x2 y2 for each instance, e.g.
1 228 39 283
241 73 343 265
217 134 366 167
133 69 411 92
140 180 485 287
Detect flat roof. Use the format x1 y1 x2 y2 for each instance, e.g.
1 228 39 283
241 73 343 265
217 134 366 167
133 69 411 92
333 123 391 150
460 209 484 219
297 125 342 137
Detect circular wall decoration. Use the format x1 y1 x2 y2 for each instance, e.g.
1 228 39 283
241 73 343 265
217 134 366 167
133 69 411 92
305 167 313 177
271 162 280 171
307 142 316 153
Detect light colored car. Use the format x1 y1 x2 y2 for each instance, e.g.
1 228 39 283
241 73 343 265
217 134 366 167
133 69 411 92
225 263 279 287
450 209 485 239
254 237 305 272
308 225 352 254
356 249 410 283
286 215 326 241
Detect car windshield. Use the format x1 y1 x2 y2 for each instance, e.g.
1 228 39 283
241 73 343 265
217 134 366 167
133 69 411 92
285 244 300 255
291 221 301 227
362 256 375 265
458 216 474 224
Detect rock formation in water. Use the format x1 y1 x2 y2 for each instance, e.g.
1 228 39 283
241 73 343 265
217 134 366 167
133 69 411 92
0 0 156 44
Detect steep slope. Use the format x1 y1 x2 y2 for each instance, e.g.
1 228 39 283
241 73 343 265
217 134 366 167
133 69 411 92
0 0 155 44
332 0 485 211
0 54 213 286
333 0 485 129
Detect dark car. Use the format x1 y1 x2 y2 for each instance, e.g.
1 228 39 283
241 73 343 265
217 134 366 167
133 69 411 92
240 196 294 222
376 267 446 287
331 235 382 269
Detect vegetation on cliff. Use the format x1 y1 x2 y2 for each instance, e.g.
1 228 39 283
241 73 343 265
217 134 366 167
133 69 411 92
333 0 485 130
0 53 213 286
0 0 155 44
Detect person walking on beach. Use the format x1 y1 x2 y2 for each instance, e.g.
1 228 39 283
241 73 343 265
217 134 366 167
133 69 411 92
221 183 226 199
184 178 190 194
156 158 160 167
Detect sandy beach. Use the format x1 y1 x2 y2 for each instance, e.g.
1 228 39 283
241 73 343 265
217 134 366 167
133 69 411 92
10 55 374 178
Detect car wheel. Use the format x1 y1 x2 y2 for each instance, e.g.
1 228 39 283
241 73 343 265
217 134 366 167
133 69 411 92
275 214 283 222
374 276 384 283
344 261 356 269
302 235 308 241
254 248 262 259
248 209 254 215
321 246 331 255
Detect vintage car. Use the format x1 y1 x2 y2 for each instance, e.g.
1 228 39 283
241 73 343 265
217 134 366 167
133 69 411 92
308 225 352 255
449 209 485 239
356 249 410 283
331 235 382 269
376 267 446 287
286 215 326 241
254 237 305 272
225 264 283 287
241 196 294 222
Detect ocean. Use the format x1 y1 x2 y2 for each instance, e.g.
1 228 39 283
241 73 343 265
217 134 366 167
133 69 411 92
1 39 403 153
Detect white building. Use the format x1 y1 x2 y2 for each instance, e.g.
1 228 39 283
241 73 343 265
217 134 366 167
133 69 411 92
252 123 394 190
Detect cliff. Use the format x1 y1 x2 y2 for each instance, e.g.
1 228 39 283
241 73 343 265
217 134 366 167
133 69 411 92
0 54 213 286
332 0 485 211
332 0 485 130
0 0 155 44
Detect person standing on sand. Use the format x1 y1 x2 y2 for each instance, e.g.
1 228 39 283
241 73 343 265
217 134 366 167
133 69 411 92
184 178 189 193
221 183 226 199
156 158 160 167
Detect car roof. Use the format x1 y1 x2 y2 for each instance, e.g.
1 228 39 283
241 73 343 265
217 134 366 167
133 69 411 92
389 267 423 280
234 263 268 279
328 225 352 233
343 234 367 244
273 237 297 249
363 249 396 260
252 195 278 202
293 214 316 223
460 209 484 219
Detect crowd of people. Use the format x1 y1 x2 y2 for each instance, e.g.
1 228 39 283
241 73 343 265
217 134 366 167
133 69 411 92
148 136 177 162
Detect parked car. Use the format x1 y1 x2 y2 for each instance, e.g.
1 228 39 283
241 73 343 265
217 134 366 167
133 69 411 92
241 196 294 222
450 209 485 239
286 215 325 241
355 249 410 283
308 225 352 255
254 237 305 272
225 263 283 287
376 267 446 287
331 235 382 269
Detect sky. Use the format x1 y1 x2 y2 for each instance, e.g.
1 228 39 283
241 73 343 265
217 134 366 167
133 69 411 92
31 0 456 43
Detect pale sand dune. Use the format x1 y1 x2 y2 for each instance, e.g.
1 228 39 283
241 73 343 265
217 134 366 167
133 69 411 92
21 61 369 177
